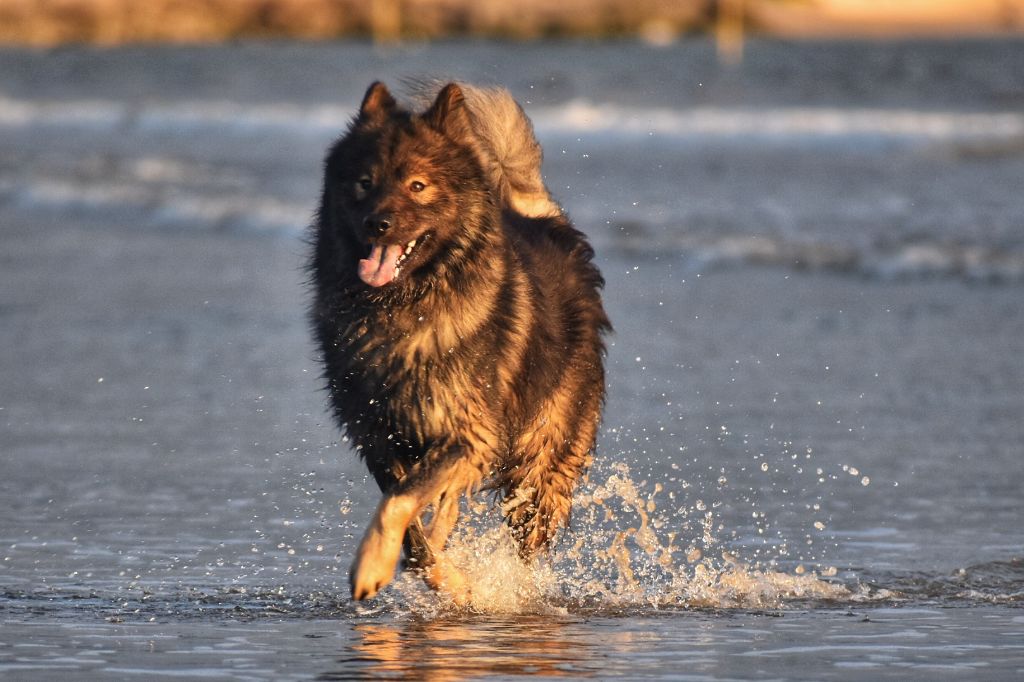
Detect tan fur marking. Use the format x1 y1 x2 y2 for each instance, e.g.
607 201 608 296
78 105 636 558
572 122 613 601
509 191 561 219
350 493 418 600
423 554 470 605
398 255 504 370
493 265 533 401
352 429 499 601
504 378 602 555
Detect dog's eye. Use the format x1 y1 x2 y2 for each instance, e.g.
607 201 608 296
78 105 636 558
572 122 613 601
409 180 426 193
357 176 372 191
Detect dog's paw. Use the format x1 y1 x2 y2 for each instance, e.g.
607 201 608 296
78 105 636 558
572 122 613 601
424 555 471 607
349 519 405 600
350 571 390 601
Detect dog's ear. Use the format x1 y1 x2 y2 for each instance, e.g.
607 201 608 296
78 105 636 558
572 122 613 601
359 82 397 123
424 83 471 135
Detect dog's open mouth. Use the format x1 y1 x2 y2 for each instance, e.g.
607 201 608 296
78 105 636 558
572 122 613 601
358 237 422 287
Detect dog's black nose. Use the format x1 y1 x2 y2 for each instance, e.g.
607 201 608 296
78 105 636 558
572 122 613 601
364 214 392 234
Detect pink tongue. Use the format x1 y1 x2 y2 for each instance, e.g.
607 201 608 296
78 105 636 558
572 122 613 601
358 243 404 287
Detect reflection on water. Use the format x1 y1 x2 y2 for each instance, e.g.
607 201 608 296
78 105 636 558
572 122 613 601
317 602 1024 680
3 605 1022 681
330 617 602 680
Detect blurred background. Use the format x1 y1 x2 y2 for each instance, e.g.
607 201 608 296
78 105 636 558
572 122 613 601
3 0 1024 47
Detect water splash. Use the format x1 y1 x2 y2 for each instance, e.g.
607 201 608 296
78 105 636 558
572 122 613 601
384 460 852 616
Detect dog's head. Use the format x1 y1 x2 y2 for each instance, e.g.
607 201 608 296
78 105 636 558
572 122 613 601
320 82 491 288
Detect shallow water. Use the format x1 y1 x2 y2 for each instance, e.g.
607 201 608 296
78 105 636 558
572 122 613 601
4 607 1024 680
2 39 1023 679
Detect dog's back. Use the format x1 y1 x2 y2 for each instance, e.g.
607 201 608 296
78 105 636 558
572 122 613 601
310 81 610 601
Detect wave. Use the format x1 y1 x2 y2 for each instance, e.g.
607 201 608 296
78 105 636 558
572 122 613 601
5 173 1023 282
862 559 1024 605
3 95 1022 282
5 175 309 234
2 95 1023 144
0 96 347 135
543 101 1024 143
601 231 1024 283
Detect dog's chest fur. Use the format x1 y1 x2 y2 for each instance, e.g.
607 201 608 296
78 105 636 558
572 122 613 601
328 274 513 450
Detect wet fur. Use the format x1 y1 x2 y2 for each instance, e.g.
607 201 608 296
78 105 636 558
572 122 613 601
309 81 610 602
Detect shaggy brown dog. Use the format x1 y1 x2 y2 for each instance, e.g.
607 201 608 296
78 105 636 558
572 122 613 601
309 81 610 602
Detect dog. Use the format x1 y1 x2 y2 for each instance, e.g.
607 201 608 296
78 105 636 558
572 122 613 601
309 81 610 602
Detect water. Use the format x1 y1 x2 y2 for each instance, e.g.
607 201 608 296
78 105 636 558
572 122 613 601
2 39 1023 679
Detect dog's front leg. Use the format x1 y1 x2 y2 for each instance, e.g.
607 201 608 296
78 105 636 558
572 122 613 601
350 439 476 601
421 492 471 605
350 492 420 600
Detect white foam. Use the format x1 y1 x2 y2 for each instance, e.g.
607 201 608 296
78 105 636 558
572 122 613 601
539 101 1024 142
0 96 125 129
2 94 1022 143
11 176 308 234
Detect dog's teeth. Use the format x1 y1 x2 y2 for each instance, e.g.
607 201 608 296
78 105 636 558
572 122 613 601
407 239 417 248
404 245 413 255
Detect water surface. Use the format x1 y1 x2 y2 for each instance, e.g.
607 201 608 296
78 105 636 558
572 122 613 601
2 38 1022 679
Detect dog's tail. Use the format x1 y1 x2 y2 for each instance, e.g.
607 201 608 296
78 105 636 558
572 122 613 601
460 85 562 219
410 80 561 219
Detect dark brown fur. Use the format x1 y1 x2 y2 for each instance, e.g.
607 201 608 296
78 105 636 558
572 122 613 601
309 81 610 601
